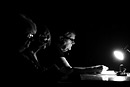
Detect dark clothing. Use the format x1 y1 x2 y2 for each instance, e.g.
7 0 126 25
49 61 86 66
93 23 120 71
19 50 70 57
37 43 64 69
36 43 66 81
4 43 79 84
37 43 81 82
4 53 39 85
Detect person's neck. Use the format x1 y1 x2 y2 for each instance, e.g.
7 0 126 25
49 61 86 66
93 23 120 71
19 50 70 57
61 47 68 52
32 44 45 54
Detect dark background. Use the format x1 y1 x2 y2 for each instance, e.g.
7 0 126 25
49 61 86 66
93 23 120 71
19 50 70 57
11 7 130 72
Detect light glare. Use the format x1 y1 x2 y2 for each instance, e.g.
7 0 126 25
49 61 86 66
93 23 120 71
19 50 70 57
113 50 124 60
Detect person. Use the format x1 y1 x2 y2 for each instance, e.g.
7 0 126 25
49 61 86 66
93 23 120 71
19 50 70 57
20 25 51 72
17 14 52 74
4 13 52 84
34 30 75 81
4 13 37 71
36 29 109 83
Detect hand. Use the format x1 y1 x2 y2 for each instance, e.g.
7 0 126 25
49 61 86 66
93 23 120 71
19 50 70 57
102 65 109 71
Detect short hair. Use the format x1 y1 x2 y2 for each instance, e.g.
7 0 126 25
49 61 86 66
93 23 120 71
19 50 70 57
59 31 76 44
63 31 76 39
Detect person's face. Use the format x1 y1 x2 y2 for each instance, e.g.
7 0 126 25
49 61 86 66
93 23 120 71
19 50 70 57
62 35 75 52
38 32 51 45
31 31 51 51
64 39 75 51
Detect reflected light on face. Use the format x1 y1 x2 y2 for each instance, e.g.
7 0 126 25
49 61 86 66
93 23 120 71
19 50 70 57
63 39 73 51
61 32 76 52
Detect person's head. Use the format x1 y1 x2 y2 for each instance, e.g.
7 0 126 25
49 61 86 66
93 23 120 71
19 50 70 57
9 13 37 53
10 13 51 53
37 26 51 46
29 26 51 52
59 31 76 52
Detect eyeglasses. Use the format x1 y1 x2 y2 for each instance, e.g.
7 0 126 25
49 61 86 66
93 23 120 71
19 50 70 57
27 34 34 38
64 36 75 44
68 38 75 45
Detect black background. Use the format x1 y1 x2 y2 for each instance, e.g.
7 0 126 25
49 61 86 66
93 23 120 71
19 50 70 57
9 6 130 72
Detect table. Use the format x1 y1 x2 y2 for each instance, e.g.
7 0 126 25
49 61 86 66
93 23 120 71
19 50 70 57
58 70 130 86
79 71 130 86
80 73 130 81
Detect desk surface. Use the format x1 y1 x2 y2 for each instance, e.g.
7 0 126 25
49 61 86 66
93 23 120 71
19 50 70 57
59 73 130 87
58 71 130 86
80 73 130 81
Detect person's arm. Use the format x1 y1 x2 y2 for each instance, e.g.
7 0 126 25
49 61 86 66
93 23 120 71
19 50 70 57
60 57 72 68
55 57 73 74
56 57 106 74
73 65 109 74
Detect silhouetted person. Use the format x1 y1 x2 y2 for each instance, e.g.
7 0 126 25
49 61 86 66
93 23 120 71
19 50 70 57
4 13 51 84
5 13 36 71
20 25 51 72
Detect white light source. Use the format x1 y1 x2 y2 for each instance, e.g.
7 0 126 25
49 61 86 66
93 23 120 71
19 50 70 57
113 50 124 61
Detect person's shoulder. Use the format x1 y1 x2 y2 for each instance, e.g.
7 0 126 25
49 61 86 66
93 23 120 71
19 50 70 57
47 44 64 55
46 43 58 50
